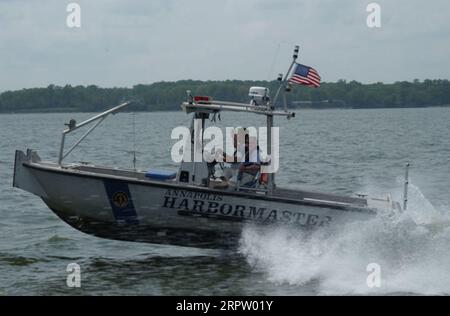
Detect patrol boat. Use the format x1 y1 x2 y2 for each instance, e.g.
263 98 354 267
13 46 406 249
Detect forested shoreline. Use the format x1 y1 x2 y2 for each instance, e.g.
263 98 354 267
1 79 449 113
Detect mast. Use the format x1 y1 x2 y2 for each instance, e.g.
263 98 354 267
267 45 299 194
267 111 274 194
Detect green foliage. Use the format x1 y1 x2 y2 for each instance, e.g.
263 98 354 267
1 79 449 113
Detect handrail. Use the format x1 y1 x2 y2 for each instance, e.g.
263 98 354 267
181 101 295 118
58 101 132 165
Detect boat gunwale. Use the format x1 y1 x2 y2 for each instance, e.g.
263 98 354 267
22 161 377 215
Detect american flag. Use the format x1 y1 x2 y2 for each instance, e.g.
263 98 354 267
289 63 321 88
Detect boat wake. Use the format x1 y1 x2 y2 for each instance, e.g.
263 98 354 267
239 183 450 295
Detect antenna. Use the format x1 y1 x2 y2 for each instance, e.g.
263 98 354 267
403 163 410 211
132 111 137 171
266 43 281 81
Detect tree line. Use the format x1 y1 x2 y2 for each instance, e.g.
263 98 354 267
1 79 449 113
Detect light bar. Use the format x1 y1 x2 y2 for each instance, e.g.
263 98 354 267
193 96 212 104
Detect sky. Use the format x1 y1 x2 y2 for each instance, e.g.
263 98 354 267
0 0 449 91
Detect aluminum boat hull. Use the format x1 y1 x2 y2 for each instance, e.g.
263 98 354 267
13 149 395 249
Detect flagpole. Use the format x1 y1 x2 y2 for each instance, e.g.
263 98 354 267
271 45 299 109
265 45 298 195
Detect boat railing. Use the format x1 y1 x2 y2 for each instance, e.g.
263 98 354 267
57 101 132 165
181 101 295 119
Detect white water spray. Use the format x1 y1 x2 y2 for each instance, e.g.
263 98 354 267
240 183 450 295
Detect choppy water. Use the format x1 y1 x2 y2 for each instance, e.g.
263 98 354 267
1 107 449 295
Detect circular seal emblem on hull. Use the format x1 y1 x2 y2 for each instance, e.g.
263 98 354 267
112 191 129 208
